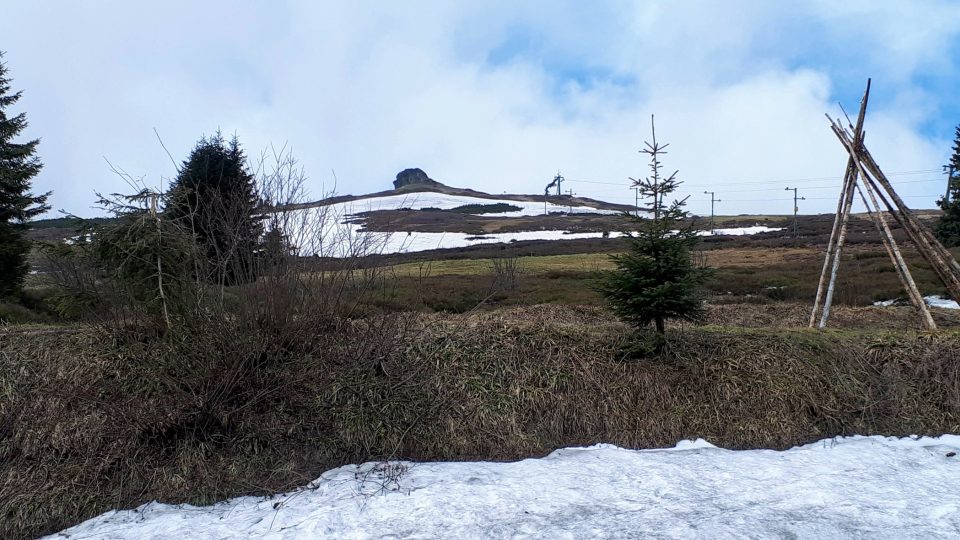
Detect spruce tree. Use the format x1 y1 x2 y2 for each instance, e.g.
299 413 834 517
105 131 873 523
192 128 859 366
0 52 50 298
165 132 262 285
597 116 708 335
935 125 960 247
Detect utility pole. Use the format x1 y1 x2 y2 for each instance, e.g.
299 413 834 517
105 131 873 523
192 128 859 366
945 164 956 204
704 191 720 234
785 186 806 237
631 186 640 216
566 188 575 214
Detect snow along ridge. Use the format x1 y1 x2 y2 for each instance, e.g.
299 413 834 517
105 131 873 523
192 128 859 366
279 191 783 257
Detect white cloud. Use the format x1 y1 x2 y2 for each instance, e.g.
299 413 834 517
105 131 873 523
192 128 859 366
5 0 959 217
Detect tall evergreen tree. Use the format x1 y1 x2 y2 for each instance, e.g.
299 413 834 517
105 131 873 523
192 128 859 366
935 125 960 247
0 51 50 298
165 132 262 285
597 116 708 335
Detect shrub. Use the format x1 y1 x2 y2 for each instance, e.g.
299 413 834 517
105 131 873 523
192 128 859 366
490 256 522 291
41 147 408 426
0 301 46 324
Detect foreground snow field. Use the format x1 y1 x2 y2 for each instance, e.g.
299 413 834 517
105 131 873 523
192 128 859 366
48 435 960 539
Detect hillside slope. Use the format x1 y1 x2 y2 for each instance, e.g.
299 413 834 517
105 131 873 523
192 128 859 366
289 182 637 213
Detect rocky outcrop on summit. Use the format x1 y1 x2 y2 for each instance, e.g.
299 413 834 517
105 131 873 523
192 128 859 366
394 168 442 189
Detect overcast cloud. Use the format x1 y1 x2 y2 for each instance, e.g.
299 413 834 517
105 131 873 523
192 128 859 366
5 0 960 217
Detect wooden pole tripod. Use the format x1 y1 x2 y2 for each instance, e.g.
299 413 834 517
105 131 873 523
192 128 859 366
811 80 960 330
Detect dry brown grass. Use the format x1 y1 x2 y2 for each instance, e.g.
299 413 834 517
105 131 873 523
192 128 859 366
386 247 822 277
704 301 960 330
3 304 960 538
365 242 959 315
702 247 817 267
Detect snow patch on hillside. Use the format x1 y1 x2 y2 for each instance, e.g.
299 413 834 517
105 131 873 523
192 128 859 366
329 192 620 217
48 435 960 539
873 295 960 310
331 225 785 256
286 193 785 258
700 225 782 236
926 295 960 309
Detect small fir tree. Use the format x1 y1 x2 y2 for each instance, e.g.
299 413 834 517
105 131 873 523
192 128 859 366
91 189 199 327
597 116 708 335
165 132 262 285
935 125 960 247
0 51 51 298
260 223 294 269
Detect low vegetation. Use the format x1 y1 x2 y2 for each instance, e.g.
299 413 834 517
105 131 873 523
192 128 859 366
3 305 960 538
345 244 952 315
10 204 960 537
5 213 960 539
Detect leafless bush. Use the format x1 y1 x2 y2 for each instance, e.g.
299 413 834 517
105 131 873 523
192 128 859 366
38 241 102 318
353 461 410 497
490 256 522 291
39 145 420 448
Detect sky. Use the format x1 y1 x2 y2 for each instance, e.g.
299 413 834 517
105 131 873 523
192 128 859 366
5 0 960 218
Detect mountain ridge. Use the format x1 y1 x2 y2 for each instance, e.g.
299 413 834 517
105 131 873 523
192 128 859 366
288 182 636 213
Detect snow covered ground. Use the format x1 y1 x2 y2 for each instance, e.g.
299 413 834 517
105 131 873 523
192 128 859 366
699 225 782 236
280 193 784 257
325 192 621 218
356 229 627 255
60 218 783 257
925 295 960 309
343 225 784 256
275 192 625 257
48 435 960 539
873 295 960 310
58 190 784 257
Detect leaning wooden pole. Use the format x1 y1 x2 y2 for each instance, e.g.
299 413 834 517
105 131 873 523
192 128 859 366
854 180 936 330
856 147 960 298
815 81 871 329
809 161 856 327
818 170 857 329
829 122 923 315
810 81 872 327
